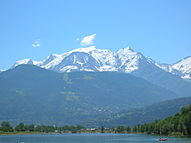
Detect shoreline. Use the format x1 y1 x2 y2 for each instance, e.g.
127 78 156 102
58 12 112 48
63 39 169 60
0 132 190 138
0 132 140 136
0 132 43 136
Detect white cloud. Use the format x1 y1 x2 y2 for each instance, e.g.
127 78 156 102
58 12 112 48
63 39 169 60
80 34 96 46
32 39 41 47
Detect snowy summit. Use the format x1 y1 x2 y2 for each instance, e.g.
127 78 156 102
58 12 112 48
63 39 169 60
12 47 191 79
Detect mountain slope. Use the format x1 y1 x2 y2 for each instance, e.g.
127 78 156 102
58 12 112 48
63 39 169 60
11 47 191 97
131 63 191 97
97 97 191 127
172 56 191 79
0 64 176 125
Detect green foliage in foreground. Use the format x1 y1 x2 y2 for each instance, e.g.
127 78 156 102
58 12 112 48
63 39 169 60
133 105 191 136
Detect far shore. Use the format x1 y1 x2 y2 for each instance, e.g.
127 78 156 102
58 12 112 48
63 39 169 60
1 131 190 138
0 131 140 136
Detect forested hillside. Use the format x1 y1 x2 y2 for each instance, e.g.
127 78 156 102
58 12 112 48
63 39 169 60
133 105 191 136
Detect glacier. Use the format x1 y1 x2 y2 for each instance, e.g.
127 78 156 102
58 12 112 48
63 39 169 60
11 46 191 79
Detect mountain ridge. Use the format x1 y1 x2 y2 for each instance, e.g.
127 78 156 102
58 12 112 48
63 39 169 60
11 46 191 79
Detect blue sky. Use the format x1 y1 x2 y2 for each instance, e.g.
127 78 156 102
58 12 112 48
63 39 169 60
0 0 191 69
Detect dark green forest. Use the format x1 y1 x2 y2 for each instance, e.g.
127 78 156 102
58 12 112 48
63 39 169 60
133 105 191 136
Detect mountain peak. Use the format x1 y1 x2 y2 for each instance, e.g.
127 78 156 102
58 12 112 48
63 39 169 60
12 59 42 68
125 46 134 52
50 53 60 58
117 46 136 54
116 47 139 59
12 59 33 68
183 56 191 61
172 56 191 78
45 53 61 62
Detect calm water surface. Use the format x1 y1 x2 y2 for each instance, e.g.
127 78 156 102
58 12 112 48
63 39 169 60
0 133 190 143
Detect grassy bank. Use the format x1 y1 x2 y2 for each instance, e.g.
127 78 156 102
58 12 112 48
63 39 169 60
0 131 42 135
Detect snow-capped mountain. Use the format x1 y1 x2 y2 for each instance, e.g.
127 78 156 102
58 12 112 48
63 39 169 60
12 59 42 68
12 46 191 79
172 56 191 79
40 54 63 69
152 57 191 79
115 47 143 72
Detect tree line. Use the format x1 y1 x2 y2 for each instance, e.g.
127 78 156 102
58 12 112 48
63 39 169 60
0 122 84 133
132 105 191 136
0 121 132 134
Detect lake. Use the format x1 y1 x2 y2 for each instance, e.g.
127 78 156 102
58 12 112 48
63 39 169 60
0 133 190 143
